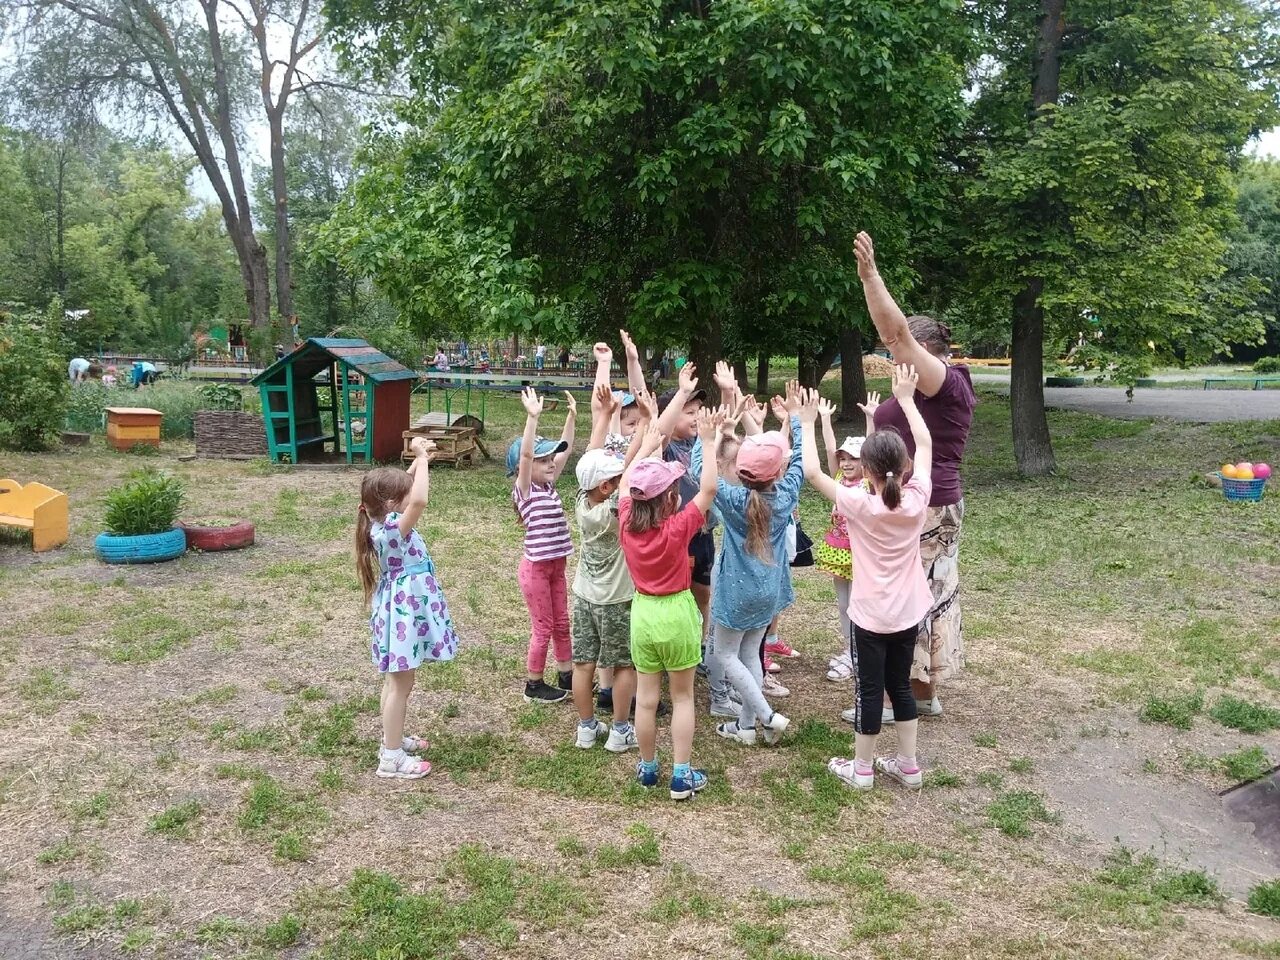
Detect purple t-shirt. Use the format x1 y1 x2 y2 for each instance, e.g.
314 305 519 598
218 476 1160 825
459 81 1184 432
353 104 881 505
872 364 976 507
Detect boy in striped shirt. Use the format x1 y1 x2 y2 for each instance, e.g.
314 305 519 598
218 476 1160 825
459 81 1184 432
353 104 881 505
507 387 578 703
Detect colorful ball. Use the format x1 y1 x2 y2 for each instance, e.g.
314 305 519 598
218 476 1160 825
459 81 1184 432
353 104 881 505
1255 463 1272 481
1221 463 1239 479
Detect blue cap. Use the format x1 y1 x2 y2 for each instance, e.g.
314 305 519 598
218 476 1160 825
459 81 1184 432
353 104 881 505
613 390 637 407
506 436 570 476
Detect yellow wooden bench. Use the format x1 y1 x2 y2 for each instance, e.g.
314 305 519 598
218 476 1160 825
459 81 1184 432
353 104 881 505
0 478 69 552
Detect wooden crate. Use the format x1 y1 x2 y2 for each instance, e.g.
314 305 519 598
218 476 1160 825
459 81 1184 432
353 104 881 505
106 407 163 451
401 426 479 467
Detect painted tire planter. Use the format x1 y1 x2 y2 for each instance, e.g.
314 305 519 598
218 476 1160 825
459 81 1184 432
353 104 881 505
178 518 255 552
1045 376 1085 387
96 527 188 565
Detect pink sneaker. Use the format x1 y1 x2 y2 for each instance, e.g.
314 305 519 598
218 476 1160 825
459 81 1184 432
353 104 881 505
764 655 782 675
765 639 799 659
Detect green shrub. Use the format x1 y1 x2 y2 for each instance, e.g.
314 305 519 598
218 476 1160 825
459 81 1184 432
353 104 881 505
63 379 218 439
102 469 185 536
0 303 71 451
1254 356 1280 374
1249 879 1280 917
198 382 243 411
1209 696 1280 734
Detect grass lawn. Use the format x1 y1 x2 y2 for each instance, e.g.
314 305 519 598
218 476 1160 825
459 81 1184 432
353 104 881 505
1 383 1279 959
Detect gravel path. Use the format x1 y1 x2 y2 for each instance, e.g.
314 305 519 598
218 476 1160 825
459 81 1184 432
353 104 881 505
977 384 1280 422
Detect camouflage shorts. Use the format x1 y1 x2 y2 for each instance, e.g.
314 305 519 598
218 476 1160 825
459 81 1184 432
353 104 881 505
571 594 633 668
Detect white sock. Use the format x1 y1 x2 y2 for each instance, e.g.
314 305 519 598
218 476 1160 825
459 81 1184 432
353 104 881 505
381 746 405 761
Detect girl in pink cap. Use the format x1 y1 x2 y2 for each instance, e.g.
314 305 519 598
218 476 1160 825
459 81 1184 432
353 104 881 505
800 365 933 792
618 410 723 800
691 382 804 748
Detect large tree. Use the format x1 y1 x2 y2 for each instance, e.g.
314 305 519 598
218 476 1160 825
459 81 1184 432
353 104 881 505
5 0 333 328
961 0 1280 474
328 0 969 406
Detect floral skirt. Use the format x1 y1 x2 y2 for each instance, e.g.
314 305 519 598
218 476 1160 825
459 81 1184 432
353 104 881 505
370 560 459 672
814 541 852 580
912 501 965 685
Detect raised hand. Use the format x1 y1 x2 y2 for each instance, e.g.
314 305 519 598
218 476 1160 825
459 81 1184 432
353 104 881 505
696 406 725 442
854 231 878 282
679 361 699 393
857 390 881 418
743 396 767 429
891 364 919 402
591 383 617 414
713 361 738 396
769 395 787 424
520 386 543 417
409 436 436 457
564 391 579 416
783 379 802 415
619 329 639 362
634 388 657 421
722 394 748 431
817 396 837 420
593 342 613 365
797 388 821 424
639 419 664 454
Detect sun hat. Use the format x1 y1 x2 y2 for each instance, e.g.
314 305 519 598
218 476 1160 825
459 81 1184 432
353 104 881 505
656 387 707 414
838 436 865 459
576 448 626 491
627 457 686 500
737 431 789 483
505 436 570 476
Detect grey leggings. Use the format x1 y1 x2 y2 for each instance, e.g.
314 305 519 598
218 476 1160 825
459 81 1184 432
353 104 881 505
712 624 773 730
834 576 852 643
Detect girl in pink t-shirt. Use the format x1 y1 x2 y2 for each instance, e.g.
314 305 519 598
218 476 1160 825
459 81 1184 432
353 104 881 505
800 365 932 792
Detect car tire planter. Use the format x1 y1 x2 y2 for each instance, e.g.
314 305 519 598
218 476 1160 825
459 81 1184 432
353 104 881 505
96 527 188 564
178 518 255 552
1045 376 1085 387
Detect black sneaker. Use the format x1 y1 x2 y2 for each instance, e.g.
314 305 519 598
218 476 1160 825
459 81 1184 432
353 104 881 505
557 670 574 692
524 680 569 704
630 697 671 718
596 687 614 711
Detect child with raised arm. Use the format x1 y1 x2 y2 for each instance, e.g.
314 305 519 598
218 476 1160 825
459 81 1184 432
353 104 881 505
691 384 804 747
506 387 578 704
591 341 644 454
800 366 933 791
620 409 723 800
817 392 879 683
570 385 650 751
356 438 460 780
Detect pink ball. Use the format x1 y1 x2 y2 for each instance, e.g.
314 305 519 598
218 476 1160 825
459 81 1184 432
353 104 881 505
1255 462 1272 480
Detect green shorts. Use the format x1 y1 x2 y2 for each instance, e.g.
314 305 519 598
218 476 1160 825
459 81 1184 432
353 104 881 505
629 590 703 675
571 594 633 668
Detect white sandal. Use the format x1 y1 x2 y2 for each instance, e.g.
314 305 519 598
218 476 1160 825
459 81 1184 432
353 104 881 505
382 734 429 754
826 652 855 682
376 751 432 780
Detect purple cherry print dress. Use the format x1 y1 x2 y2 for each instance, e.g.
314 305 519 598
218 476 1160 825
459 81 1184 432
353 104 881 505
369 512 459 672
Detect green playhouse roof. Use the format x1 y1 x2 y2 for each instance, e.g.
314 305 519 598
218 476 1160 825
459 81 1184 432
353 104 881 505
251 338 419 385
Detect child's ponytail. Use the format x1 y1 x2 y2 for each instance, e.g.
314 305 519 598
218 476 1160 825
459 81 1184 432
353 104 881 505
860 429 909 512
744 485 774 563
880 471 902 510
355 506 377 607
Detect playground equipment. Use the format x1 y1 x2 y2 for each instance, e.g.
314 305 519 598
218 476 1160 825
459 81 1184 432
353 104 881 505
252 338 418 463
0 478 69 552
414 370 603 434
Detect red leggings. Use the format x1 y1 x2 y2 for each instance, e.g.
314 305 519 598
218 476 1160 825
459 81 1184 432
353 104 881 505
518 556 571 673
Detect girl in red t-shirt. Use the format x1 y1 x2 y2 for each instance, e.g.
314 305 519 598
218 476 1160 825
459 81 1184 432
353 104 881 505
618 411 723 800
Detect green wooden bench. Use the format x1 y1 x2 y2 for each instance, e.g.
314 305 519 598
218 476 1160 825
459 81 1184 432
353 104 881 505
1203 377 1280 390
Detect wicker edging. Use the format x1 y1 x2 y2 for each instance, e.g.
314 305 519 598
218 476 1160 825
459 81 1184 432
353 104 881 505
194 410 267 457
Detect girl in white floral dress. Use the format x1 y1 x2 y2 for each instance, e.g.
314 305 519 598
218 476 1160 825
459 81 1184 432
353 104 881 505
355 438 459 780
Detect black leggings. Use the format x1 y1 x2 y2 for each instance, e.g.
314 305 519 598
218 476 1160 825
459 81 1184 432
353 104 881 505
849 622 919 736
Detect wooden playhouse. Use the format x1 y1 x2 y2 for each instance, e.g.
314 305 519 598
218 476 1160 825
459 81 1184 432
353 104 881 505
251 338 417 463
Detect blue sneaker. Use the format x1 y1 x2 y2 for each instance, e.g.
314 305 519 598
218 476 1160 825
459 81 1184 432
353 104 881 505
669 768 708 800
636 761 660 789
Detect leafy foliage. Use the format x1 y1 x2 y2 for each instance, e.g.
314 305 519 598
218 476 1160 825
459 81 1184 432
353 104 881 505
1255 356 1280 374
0 301 71 450
102 468 185 537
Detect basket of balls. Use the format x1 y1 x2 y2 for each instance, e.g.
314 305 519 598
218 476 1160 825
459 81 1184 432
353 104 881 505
1218 462 1271 502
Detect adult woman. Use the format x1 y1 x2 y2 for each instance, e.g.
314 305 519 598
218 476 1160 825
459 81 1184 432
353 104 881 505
852 231 976 717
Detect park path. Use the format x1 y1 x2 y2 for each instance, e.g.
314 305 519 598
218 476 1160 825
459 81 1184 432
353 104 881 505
976 383 1280 422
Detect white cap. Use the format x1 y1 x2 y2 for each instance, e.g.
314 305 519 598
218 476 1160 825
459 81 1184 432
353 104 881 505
838 436 865 458
576 448 626 491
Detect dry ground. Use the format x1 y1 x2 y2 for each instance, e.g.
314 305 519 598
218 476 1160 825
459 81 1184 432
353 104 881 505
1 388 1279 959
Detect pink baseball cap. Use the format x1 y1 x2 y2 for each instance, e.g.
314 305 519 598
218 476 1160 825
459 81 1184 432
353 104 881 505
627 457 685 500
737 431 789 483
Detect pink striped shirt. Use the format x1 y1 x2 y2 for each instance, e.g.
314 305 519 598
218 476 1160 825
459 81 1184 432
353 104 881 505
513 482 573 562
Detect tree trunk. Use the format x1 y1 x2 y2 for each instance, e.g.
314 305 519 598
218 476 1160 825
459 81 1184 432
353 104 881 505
267 107 294 322
688 315 723 406
54 145 66 296
756 354 770 395
1009 0 1066 477
1011 280 1055 475
798 342 841 389
838 326 866 421
732 357 748 392
239 235 271 330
